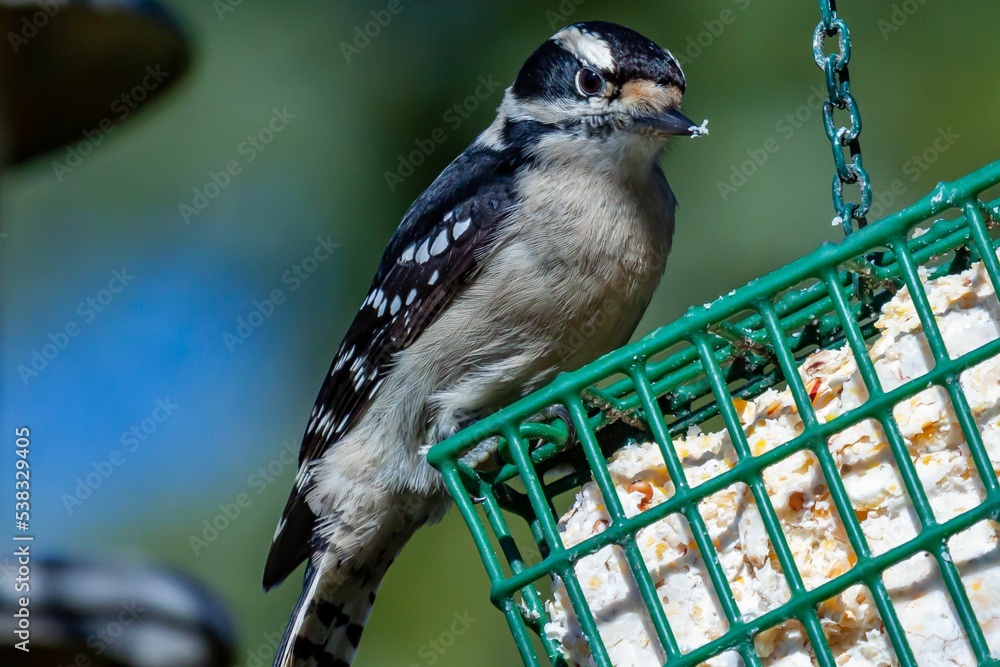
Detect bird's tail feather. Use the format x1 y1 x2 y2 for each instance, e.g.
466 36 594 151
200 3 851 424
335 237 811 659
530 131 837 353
274 560 387 667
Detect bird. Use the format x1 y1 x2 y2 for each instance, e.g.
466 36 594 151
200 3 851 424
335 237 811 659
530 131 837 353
264 20 706 667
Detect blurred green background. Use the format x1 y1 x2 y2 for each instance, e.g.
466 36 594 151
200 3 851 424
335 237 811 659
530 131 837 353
3 1 999 665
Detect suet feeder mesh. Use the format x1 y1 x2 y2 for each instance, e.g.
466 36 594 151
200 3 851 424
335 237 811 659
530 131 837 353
427 4 1000 666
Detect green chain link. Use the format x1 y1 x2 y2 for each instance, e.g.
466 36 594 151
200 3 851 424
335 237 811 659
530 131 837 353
813 0 872 236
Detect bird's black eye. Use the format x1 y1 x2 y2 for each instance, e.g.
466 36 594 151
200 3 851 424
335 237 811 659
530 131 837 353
575 67 605 97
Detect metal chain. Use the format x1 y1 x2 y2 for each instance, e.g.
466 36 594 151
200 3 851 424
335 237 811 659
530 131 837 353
813 0 872 235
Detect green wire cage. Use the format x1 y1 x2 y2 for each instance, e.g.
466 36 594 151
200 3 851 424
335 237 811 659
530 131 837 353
427 4 1000 666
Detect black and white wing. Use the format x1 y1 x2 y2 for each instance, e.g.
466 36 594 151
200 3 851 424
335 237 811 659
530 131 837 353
263 142 521 589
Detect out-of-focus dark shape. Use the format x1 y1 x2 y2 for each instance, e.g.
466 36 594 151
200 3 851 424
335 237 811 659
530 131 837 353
0 555 235 666
0 0 191 164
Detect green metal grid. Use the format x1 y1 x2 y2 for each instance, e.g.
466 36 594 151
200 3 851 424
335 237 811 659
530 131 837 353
427 159 1000 666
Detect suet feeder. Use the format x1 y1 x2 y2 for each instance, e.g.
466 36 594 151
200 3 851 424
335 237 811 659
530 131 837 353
428 4 1000 666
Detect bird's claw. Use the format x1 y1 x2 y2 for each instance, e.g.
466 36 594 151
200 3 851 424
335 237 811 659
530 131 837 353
538 404 576 447
459 436 503 471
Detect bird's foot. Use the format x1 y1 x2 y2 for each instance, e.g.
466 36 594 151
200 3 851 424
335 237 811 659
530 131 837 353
459 435 503 473
534 404 576 447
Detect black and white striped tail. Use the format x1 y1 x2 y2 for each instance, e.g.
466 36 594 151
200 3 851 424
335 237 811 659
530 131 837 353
274 561 386 667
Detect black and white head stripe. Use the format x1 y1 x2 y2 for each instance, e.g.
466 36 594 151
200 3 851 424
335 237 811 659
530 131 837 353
552 24 617 71
512 21 686 103
263 141 523 591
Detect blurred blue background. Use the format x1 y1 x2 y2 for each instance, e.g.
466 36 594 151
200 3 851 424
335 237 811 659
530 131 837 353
2 1 999 665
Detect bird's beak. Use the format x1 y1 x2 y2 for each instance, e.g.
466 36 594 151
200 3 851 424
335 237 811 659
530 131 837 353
635 108 709 138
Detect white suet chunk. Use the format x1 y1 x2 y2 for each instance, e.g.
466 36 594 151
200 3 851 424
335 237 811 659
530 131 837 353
546 253 1000 666
688 118 710 137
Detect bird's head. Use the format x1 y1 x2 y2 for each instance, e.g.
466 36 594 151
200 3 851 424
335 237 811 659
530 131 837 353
490 22 706 163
